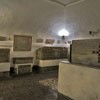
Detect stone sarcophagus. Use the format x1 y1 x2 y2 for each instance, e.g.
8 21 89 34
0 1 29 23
36 47 68 60
13 57 33 64
36 47 68 70
0 48 10 72
13 57 33 75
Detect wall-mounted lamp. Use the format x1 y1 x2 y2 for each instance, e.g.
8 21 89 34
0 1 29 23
58 29 69 37
62 35 65 40
58 29 69 40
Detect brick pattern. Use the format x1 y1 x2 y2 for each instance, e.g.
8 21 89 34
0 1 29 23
36 47 68 60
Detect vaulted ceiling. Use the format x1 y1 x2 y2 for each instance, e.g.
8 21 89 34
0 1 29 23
0 0 100 40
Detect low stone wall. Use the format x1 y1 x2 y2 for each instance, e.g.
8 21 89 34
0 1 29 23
58 62 100 100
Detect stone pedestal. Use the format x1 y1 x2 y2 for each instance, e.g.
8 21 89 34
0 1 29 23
58 61 100 100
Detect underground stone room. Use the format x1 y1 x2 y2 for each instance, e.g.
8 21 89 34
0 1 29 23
0 0 100 100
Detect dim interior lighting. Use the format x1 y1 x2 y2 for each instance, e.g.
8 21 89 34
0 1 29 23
58 29 69 36
58 29 69 42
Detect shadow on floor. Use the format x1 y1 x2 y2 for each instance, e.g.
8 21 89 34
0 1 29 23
57 92 74 100
0 71 58 100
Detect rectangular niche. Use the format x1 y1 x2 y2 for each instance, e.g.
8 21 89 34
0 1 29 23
0 36 7 41
45 39 55 44
13 35 32 51
36 38 43 43
0 49 10 63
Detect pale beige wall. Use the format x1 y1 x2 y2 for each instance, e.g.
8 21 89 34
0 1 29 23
58 62 100 100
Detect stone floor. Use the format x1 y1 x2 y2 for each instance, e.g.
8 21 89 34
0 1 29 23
0 71 58 100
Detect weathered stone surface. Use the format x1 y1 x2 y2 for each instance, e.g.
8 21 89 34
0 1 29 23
72 39 100 67
18 65 32 74
0 49 10 63
13 57 33 64
13 35 32 51
58 62 100 100
36 47 68 60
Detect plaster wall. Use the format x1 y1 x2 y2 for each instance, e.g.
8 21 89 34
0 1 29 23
0 0 100 42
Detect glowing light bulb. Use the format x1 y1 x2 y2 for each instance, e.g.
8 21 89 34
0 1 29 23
58 29 69 36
